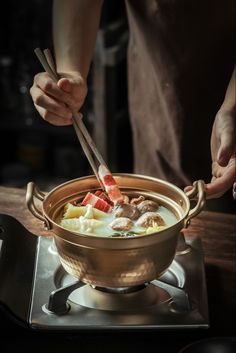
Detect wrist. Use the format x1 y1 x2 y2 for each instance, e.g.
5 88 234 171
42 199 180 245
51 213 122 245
218 105 236 116
216 105 236 123
58 67 86 79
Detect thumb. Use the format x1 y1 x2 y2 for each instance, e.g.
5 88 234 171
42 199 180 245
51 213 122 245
217 131 234 167
57 78 72 93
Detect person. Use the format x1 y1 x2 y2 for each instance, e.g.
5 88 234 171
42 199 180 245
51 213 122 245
30 0 236 200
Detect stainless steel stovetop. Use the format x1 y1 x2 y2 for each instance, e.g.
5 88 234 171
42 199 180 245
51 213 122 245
0 214 209 331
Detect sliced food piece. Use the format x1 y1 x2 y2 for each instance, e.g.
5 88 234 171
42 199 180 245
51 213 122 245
98 165 124 204
81 192 112 213
94 190 113 205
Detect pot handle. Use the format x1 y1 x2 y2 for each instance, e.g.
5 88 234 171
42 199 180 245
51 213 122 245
26 182 51 230
184 180 206 227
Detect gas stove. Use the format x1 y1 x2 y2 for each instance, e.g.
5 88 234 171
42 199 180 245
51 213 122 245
0 213 209 331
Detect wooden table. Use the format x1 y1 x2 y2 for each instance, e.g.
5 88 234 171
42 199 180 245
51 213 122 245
0 186 235 353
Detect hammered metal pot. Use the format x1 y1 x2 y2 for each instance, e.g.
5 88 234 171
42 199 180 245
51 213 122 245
26 174 205 288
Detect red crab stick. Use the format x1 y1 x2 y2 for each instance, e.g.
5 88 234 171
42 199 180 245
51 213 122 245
94 190 113 205
98 165 124 205
81 192 112 212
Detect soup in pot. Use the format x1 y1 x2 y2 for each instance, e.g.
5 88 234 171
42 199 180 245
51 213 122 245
59 191 177 237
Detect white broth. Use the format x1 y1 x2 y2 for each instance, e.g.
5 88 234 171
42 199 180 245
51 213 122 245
60 201 177 238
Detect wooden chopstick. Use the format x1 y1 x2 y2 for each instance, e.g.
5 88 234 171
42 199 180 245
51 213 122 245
71 115 103 187
43 49 57 74
75 113 107 167
34 48 59 82
34 47 107 190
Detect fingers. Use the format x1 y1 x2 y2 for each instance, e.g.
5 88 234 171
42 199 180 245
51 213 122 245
206 161 236 198
31 72 73 125
185 179 228 199
215 111 236 166
30 86 73 125
184 185 192 193
34 103 72 126
184 160 236 199
33 72 74 106
30 71 88 126
31 86 72 118
205 179 228 199
217 133 235 167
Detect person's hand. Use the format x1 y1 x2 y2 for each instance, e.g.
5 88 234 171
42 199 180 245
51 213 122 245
207 109 236 198
185 109 236 198
30 71 88 126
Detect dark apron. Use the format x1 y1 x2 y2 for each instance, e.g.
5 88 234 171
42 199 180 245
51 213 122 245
125 0 235 188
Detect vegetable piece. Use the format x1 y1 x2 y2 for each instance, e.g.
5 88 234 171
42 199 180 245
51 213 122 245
81 192 112 212
98 165 124 204
63 203 109 219
61 217 104 233
63 204 88 219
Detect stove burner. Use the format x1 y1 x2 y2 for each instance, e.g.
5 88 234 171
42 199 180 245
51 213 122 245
42 259 190 314
94 284 146 294
43 277 172 314
28 235 209 329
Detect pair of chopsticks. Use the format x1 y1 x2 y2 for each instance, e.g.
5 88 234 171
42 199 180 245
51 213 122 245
34 48 109 190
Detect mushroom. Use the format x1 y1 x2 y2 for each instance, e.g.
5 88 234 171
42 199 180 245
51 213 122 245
137 200 159 213
130 195 145 205
136 212 165 228
109 217 133 231
114 204 140 220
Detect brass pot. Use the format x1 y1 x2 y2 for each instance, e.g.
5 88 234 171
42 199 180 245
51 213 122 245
26 174 205 288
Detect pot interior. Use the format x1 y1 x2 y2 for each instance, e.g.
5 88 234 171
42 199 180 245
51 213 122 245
42 174 190 237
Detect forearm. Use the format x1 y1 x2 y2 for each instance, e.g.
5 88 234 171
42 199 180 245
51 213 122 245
53 0 103 79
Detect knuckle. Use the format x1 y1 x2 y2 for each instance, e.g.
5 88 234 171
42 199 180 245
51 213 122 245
42 110 50 121
34 73 40 82
53 101 66 116
42 81 53 92
34 72 44 84
34 93 43 106
54 106 64 117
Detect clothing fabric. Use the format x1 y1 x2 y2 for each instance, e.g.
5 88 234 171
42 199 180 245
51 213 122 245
125 0 235 188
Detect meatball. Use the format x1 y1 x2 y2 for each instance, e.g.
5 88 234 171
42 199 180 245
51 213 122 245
114 204 140 220
137 200 159 213
110 217 133 231
136 212 165 228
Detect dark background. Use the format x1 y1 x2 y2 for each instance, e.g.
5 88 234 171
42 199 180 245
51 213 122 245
0 0 132 191
0 0 235 214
